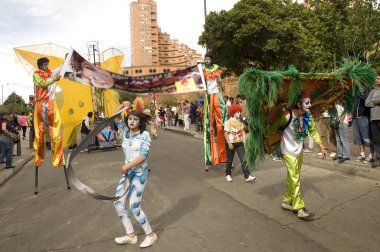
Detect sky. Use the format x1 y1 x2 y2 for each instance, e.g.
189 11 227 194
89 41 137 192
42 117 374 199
0 0 303 103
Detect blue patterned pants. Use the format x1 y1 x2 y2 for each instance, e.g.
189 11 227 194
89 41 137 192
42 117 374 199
113 168 152 235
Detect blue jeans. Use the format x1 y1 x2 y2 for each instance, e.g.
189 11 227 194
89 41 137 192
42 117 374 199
334 123 350 158
0 135 14 166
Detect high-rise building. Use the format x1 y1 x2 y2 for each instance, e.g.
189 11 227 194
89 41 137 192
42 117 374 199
130 0 159 66
129 0 202 69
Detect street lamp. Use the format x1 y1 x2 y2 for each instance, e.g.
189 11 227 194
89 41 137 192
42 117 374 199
1 83 10 105
204 0 208 52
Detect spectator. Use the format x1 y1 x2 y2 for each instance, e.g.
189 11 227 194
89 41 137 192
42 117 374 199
18 112 29 140
365 75 380 168
190 102 197 124
80 111 93 152
0 112 16 168
332 104 350 163
196 102 204 131
158 107 166 128
353 89 374 163
315 110 337 158
165 105 172 127
183 100 191 131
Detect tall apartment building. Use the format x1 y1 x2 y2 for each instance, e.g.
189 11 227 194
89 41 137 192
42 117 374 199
130 0 159 66
129 0 202 69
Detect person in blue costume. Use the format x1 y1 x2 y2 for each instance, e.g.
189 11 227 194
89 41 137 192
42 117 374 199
113 101 158 248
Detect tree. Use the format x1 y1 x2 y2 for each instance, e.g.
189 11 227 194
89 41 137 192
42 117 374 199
199 0 380 74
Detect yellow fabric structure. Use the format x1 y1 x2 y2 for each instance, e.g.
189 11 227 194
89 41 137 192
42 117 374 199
14 43 123 148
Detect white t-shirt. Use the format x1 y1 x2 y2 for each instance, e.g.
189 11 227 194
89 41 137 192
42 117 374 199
281 112 304 157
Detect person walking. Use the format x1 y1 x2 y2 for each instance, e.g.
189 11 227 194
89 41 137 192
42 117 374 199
224 104 256 182
280 93 327 221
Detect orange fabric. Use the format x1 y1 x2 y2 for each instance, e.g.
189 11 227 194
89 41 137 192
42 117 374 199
33 100 65 167
209 94 227 165
35 69 52 102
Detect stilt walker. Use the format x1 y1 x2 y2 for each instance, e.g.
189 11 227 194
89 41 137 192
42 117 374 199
202 52 227 171
33 57 70 194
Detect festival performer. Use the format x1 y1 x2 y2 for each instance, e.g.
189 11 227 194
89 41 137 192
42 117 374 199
203 53 227 171
113 101 158 248
280 93 327 221
224 104 256 182
33 57 70 193
149 102 158 138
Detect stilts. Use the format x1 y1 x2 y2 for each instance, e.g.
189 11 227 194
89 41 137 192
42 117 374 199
34 165 71 195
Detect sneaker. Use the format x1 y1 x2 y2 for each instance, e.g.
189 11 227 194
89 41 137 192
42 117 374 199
296 208 315 221
272 156 283 161
245 175 256 182
80 149 88 153
333 156 341 161
281 203 293 212
355 155 365 162
329 152 336 158
115 234 138 245
363 156 374 164
140 233 158 248
226 175 232 182
5 165 15 169
317 152 322 156
303 149 313 153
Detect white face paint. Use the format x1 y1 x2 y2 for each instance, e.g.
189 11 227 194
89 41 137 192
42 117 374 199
301 98 312 113
233 111 241 119
128 114 140 131
204 56 212 66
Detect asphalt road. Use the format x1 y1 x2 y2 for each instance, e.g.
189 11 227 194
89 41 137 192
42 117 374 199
0 129 379 252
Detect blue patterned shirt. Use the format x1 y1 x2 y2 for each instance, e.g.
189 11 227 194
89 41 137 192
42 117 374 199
116 120 151 175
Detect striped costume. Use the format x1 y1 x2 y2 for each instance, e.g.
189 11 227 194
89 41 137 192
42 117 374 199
203 64 227 166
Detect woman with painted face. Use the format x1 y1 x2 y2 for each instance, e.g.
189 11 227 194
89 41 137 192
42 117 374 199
280 93 327 221
113 101 158 248
224 104 256 182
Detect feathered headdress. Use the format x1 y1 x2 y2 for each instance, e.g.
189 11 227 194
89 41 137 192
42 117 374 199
132 97 145 112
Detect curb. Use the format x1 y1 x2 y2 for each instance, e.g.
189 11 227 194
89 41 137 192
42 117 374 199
164 127 380 182
0 154 34 187
303 154 380 181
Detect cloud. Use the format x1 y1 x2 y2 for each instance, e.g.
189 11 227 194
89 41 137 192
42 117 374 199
0 0 239 102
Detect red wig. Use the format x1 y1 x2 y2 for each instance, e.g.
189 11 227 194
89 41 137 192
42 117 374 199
228 104 243 117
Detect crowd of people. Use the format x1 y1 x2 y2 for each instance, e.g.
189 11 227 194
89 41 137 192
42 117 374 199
290 76 380 169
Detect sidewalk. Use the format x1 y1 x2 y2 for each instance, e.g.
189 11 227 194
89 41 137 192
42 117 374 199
0 131 34 186
164 123 380 181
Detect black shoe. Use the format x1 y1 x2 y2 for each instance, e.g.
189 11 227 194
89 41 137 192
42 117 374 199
333 156 341 161
338 157 350 163
5 165 15 169
371 161 380 168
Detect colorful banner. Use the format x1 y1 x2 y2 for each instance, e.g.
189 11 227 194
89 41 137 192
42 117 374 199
62 49 206 94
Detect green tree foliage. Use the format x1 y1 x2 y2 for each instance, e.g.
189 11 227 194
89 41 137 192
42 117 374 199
199 0 380 74
1 92 27 113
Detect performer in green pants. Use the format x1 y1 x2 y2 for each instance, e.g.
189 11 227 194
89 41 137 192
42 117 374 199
280 93 327 221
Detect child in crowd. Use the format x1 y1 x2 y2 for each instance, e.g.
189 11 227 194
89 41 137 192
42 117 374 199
224 104 256 182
